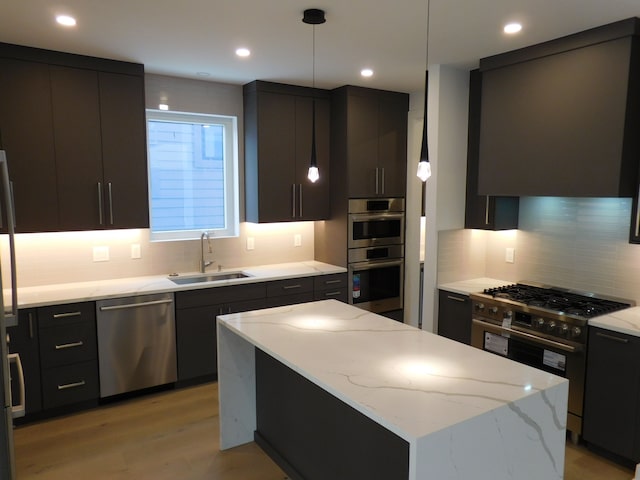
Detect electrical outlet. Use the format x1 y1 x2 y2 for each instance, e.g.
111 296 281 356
294 234 302 247
246 237 255 250
93 246 109 262
131 244 141 259
505 247 515 264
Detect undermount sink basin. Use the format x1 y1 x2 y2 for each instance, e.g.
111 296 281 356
169 271 251 285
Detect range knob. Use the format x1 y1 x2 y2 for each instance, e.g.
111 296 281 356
571 326 582 338
533 317 544 328
559 324 569 336
475 303 485 312
489 306 499 314
545 320 556 333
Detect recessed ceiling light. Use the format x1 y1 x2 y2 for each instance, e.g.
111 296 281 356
504 22 522 34
361 68 374 78
236 47 251 58
56 15 76 27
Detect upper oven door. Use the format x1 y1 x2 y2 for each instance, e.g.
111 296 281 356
348 212 405 248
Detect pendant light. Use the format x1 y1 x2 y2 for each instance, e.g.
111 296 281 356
303 8 325 183
416 0 432 182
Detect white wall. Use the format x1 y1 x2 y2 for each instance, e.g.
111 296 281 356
422 65 470 332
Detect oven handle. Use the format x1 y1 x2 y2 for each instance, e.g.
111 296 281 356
472 318 581 353
349 258 404 271
348 212 405 222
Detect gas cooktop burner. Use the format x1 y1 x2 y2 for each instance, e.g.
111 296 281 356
483 283 631 319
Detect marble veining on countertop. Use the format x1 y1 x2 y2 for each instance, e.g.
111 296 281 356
438 277 513 296
219 299 567 440
8 261 346 308
589 306 640 337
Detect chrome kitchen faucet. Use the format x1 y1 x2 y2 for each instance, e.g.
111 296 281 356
200 232 214 273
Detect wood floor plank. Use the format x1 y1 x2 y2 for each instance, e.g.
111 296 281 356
13 382 634 479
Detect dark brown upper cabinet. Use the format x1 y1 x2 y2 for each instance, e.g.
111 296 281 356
465 69 519 230
478 18 640 198
331 86 409 199
0 42 148 233
244 80 330 223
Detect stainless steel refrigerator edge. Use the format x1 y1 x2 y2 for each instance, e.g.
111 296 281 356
0 150 22 480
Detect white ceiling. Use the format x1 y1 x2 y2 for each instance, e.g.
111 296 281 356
1 0 640 93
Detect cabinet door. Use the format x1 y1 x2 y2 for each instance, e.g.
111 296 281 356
100 72 149 229
254 91 296 222
465 69 519 230
295 96 330 220
583 327 640 462
377 93 408 197
51 66 104 231
347 93 380 197
7 309 42 416
437 290 472 344
0 58 59 232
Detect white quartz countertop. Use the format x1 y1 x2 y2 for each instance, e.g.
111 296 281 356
218 299 567 442
589 306 640 337
9 261 346 309
438 277 513 296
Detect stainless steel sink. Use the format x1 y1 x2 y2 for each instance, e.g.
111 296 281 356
168 271 251 285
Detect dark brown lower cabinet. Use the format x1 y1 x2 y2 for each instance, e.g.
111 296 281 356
437 290 472 345
583 327 640 464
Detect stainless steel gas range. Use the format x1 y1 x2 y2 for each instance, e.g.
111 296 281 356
470 282 633 439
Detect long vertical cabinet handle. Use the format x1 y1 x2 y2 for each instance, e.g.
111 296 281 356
9 181 15 228
381 168 385 195
299 184 303 218
291 184 296 218
97 182 104 225
485 196 490 225
375 168 379 194
107 182 114 225
635 185 640 237
28 312 34 339
0 151 18 323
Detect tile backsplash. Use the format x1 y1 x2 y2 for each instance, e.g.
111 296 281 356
1 222 314 288
439 197 640 303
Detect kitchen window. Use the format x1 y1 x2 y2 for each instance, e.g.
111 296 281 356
146 110 239 241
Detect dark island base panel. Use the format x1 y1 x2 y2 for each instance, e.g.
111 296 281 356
255 348 410 480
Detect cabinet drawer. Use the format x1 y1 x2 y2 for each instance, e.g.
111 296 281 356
267 277 314 297
313 273 347 290
38 302 95 329
39 321 97 367
41 361 99 409
266 292 314 308
314 288 348 303
176 282 266 309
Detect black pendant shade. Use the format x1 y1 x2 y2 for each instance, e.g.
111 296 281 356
419 70 429 164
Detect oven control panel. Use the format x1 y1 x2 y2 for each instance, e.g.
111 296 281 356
472 298 586 344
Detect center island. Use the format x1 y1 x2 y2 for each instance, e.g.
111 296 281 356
217 299 568 480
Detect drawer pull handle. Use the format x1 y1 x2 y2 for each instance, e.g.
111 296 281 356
324 291 341 297
324 279 342 285
55 341 84 350
595 332 629 344
53 311 82 319
283 284 302 290
447 295 466 303
58 380 86 391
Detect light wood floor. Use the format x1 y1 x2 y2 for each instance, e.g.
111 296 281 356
13 382 633 479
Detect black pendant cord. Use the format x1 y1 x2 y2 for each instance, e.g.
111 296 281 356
419 0 430 164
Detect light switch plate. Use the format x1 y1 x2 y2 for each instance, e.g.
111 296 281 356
294 234 302 247
131 244 141 259
505 247 515 263
246 237 255 250
93 246 110 262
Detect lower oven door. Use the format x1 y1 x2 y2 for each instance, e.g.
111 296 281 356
348 259 404 313
471 318 585 434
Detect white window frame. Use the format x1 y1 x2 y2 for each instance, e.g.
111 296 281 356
146 109 240 242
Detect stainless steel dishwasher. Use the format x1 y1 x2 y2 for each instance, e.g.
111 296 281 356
96 292 176 397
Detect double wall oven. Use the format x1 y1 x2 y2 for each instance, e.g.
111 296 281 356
347 198 404 316
470 283 632 439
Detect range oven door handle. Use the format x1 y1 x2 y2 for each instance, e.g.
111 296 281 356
472 318 581 353
7 353 25 419
349 258 404 271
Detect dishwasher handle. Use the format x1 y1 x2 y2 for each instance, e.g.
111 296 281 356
99 298 174 312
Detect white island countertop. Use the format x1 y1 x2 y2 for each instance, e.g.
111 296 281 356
590 306 640 337
9 261 345 308
217 300 569 480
